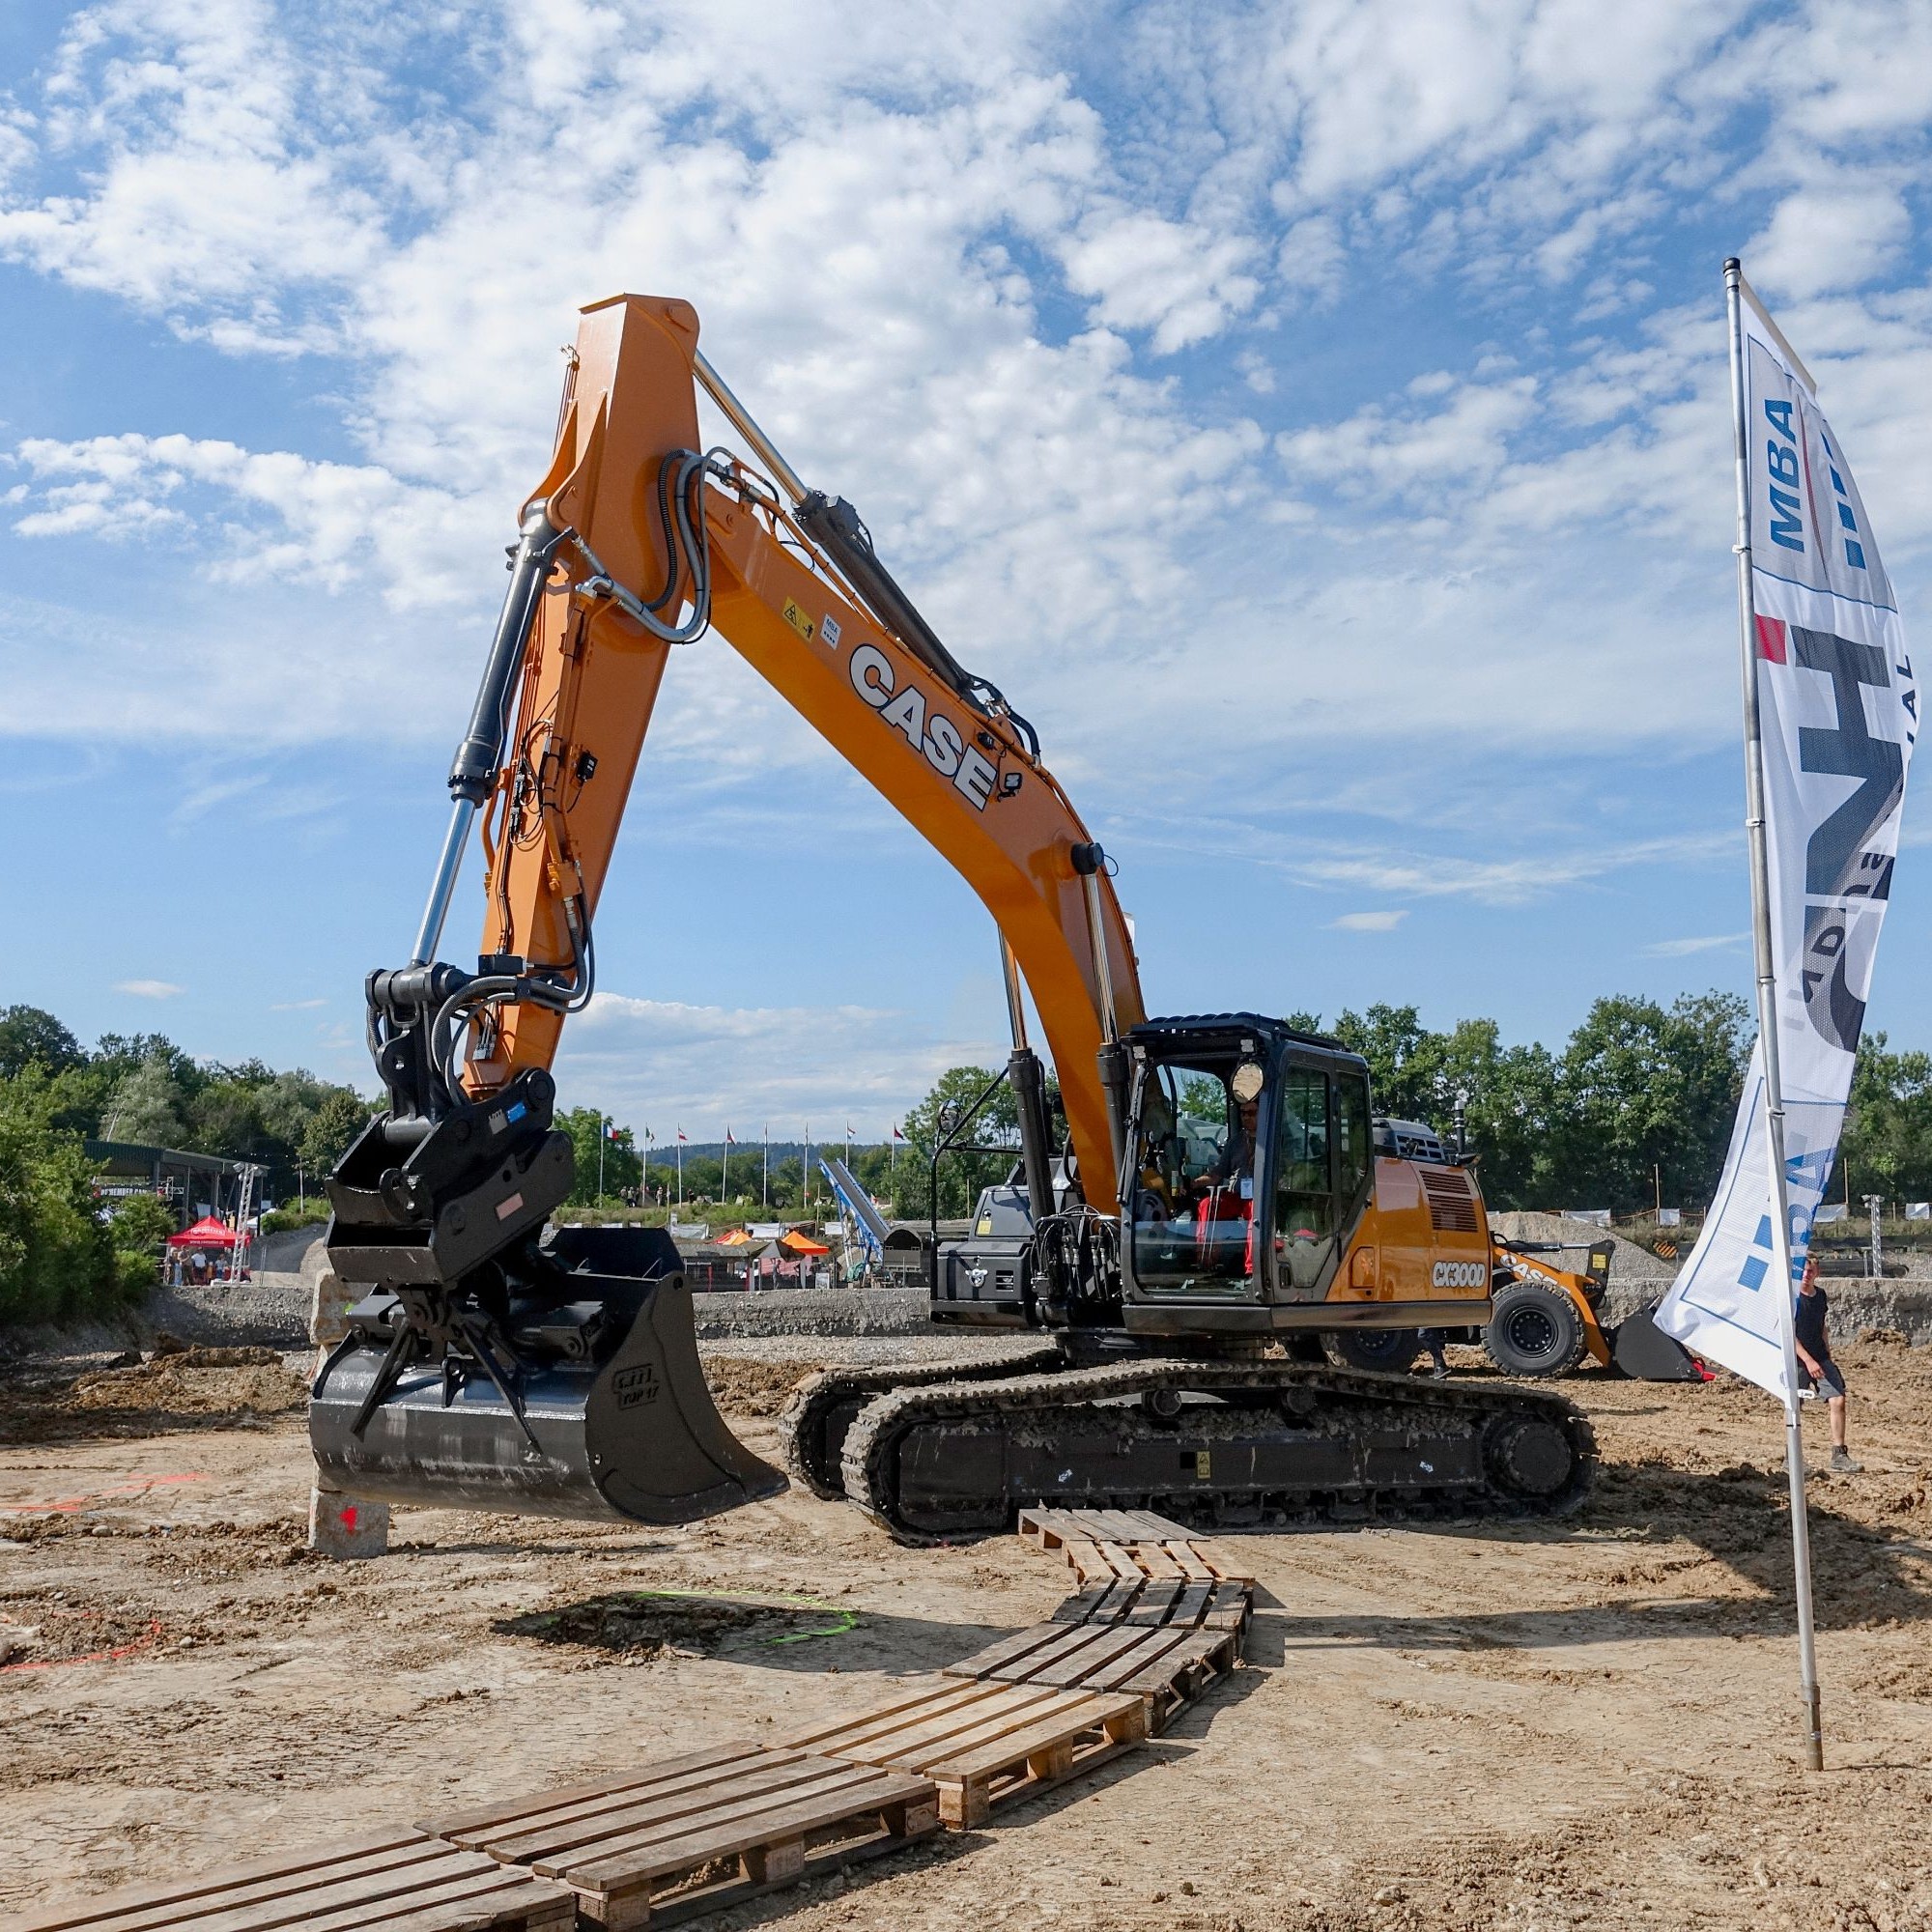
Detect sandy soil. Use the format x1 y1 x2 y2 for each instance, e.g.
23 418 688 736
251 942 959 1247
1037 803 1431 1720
1 1342 1929 1931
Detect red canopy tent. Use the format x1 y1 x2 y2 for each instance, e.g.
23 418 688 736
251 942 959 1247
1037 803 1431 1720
167 1215 239 1249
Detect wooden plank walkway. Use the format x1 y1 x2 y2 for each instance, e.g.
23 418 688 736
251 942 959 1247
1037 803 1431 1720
9 1830 575 1932
943 1617 1243 1733
423 1744 937 1929
19 1506 1258 1931
785 1676 1147 1827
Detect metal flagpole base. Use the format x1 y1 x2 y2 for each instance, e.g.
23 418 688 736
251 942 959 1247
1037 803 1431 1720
1783 1404 1825 1771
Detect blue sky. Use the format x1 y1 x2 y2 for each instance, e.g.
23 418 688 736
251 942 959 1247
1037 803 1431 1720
1 0 1928 1138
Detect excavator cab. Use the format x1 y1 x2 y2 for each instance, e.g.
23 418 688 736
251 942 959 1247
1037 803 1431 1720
1121 1016 1386 1331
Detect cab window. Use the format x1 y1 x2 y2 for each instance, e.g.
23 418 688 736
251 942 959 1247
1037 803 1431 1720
1272 1066 1335 1292
1128 1058 1254 1290
1335 1071 1371 1202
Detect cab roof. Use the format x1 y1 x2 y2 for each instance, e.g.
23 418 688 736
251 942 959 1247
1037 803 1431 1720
1129 1011 1357 1060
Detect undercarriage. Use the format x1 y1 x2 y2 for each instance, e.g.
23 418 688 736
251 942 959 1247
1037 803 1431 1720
781 1347 1595 1545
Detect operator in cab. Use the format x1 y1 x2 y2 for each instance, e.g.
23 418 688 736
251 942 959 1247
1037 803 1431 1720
1204 1061 1264 1193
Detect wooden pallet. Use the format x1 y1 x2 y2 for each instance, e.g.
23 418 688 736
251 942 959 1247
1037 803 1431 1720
1018 1507 1254 1580
785 1674 1148 1828
945 1616 1243 1731
424 1743 937 1929
11 1829 574 1932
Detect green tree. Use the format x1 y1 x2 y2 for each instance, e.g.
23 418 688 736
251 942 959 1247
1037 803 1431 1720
101 1053 191 1147
107 1192 177 1295
559 1108 643 1207
0 1007 86 1080
299 1088 377 1176
1545 992 1749 1212
0 1075 119 1325
1840 1034 1932 1202
1328 1004 1451 1122
901 1065 1021 1219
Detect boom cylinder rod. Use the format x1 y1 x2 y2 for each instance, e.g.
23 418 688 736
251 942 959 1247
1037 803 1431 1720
1071 843 1119 1043
694 350 807 505
412 503 564 968
411 800 476 968
1000 936 1030 1050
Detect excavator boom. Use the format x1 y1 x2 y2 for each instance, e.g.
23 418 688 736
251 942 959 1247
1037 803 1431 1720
312 296 1143 1524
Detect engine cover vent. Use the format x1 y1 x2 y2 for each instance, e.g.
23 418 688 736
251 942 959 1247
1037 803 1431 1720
1420 1168 1481 1234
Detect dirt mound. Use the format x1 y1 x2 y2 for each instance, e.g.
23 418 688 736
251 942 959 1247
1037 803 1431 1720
0 1355 311 1442
0 1604 165 1670
697 1354 827 1416
68 1356 308 1419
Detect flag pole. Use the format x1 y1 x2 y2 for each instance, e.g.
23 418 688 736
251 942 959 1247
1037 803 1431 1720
1725 255 1823 1773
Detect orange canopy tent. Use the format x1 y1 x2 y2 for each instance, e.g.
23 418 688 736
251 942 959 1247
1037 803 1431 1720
778 1229 829 1257
167 1215 238 1249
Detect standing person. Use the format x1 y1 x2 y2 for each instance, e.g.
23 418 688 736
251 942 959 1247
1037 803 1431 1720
1419 1329 1450 1379
1794 1255 1860 1473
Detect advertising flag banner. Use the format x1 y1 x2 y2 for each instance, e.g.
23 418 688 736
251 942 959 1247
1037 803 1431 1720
1656 274 1918 1399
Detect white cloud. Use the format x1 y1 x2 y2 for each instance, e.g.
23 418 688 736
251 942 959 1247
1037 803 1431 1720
1058 210 1261 353
1327 910 1407 932
1643 932 1746 956
270 997 328 1009
1276 377 1540 498
10 433 473 601
115 978 184 998
1747 180 1912 300
0 1 1928 818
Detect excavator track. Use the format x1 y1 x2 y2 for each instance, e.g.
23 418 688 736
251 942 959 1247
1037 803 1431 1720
838 1357 1596 1544
779 1346 1064 1498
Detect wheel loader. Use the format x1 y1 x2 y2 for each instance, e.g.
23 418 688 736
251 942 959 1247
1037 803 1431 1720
311 295 1686 1544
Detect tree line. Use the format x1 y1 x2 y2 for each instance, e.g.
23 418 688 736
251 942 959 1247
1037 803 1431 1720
0 1005 376 1327
6 985 1928 1328
895 992 1932 1224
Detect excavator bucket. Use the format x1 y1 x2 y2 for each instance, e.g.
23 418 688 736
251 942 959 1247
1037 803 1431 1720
310 1226 786 1525
1606 1301 1703 1381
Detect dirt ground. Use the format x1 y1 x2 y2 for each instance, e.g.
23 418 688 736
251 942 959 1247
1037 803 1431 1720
1 1340 1929 1932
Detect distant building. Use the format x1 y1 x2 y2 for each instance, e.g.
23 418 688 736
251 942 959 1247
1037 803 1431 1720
86 1140 254 1232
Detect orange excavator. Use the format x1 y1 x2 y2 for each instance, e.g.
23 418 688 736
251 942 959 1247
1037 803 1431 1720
311 295 1622 1543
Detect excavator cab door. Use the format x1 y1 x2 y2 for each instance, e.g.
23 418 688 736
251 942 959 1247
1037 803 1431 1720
1122 1032 1270 1303
1265 1056 1374 1302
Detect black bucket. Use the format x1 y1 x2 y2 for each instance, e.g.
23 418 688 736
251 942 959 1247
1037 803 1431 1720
1609 1302 1701 1382
310 1247 786 1525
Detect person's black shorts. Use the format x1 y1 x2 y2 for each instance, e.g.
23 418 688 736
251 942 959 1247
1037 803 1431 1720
1802 1359 1847 1398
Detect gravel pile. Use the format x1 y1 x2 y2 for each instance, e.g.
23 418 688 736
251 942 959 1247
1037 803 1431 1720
699 1331 1038 1370
689 1283 936 1339
1489 1210 1671 1287
145 1276 310 1350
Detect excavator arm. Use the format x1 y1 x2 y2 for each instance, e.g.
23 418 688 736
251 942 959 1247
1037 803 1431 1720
467 295 1142 1204
311 295 1144 1524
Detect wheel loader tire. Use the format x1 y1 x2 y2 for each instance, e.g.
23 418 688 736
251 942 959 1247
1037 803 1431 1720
1485 1281 1586 1378
1324 1328 1421 1375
